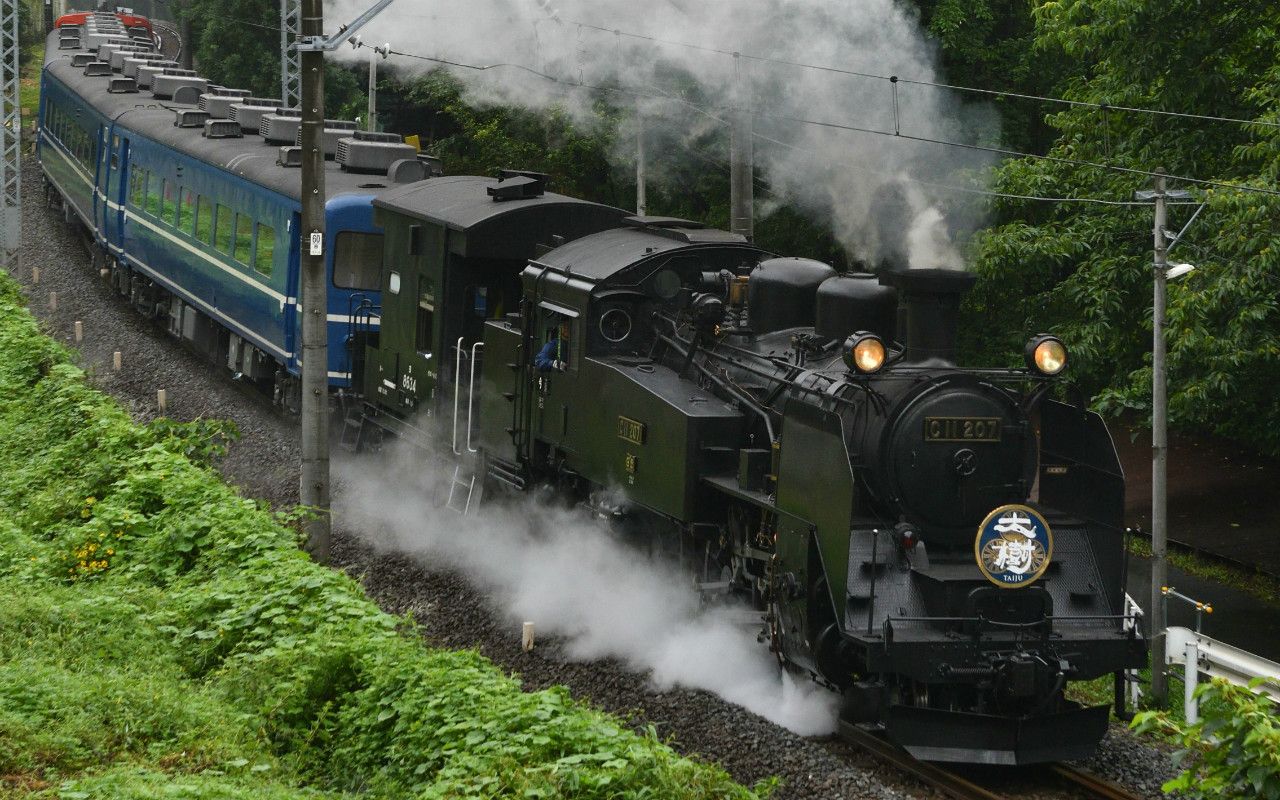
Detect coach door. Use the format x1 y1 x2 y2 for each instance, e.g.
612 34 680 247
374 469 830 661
105 134 129 249
91 124 108 238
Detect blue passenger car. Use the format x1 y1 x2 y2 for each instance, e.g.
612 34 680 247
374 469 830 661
36 16 422 403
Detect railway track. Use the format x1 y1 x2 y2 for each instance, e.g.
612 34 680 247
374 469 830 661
838 720 1147 800
151 20 182 62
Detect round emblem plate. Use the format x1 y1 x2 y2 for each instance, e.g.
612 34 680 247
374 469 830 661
974 504 1053 588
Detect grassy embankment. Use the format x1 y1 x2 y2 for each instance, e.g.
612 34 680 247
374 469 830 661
0 275 767 798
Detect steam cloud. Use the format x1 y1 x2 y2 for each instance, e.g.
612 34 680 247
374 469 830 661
326 0 998 268
334 447 840 736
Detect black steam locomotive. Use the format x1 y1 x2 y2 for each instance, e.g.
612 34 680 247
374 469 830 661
350 173 1146 764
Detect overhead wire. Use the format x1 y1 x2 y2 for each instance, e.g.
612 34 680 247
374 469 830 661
360 42 1280 201
563 18 1280 131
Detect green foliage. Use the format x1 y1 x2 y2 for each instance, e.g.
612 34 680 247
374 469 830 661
1132 679 1280 799
965 0 1280 453
176 0 363 116
0 274 763 798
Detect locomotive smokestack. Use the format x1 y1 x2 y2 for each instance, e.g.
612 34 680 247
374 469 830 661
878 269 977 365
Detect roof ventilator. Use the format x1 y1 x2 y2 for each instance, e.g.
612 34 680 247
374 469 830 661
83 61 112 77
107 77 138 94
277 146 303 168
294 120 359 158
203 120 243 140
487 170 549 201
419 154 445 176
387 158 427 184
336 130 415 174
71 53 94 67
59 35 81 49
260 110 303 143
229 98 284 133
172 86 203 105
174 109 210 128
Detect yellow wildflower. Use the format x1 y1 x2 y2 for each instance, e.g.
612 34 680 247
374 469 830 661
106 549 115 556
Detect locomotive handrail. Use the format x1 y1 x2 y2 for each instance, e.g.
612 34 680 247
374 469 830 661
452 336 465 456
467 342 484 453
883 613 1141 644
656 332 776 443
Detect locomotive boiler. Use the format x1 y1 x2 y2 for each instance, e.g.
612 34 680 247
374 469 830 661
351 177 1144 764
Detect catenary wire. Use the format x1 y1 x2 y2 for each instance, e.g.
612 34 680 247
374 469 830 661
367 44 1280 201
563 18 1280 131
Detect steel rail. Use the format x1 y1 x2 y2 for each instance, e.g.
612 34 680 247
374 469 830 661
1051 764 1146 800
837 721 1006 800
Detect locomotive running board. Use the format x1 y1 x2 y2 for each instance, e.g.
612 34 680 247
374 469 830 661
886 703 1110 765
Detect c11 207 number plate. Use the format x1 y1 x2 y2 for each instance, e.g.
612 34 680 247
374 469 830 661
924 417 1002 443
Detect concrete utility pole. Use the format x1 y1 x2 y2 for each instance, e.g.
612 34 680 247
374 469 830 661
729 53 753 241
636 107 647 215
295 0 396 563
366 45 388 132
367 49 377 131
0 0 20 272
299 0 330 563
281 0 301 108
1149 168 1170 706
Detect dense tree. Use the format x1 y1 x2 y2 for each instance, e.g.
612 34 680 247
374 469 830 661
174 0 362 116
966 0 1280 451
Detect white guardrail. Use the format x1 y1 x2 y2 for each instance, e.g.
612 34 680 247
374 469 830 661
1165 626 1280 723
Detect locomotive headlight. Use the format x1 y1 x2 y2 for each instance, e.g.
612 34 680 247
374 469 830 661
843 332 886 374
1026 335 1068 376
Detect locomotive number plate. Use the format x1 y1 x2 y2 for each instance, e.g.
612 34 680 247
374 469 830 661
617 416 647 445
924 417 1002 443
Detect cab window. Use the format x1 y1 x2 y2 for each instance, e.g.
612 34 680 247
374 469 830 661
333 232 383 290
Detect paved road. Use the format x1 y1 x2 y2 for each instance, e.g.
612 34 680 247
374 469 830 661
1126 555 1280 664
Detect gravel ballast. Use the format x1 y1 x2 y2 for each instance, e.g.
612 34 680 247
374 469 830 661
15 155 1178 799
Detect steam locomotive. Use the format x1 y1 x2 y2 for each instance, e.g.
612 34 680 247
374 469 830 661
351 175 1146 764
41 11 1145 766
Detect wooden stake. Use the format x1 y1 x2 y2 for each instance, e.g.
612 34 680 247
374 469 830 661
74 321 82 342
521 622 536 652
30 266 38 284
48 291 56 311
112 351 122 372
156 389 167 413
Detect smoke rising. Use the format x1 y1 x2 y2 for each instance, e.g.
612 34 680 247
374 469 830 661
334 447 840 736
327 0 997 267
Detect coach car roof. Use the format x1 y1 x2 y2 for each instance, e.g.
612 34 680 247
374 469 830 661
43 34 388 204
373 175 623 233
373 175 628 260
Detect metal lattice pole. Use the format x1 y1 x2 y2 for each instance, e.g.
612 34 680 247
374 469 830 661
281 0 301 108
0 0 20 272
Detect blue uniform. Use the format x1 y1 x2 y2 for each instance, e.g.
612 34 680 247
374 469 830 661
534 338 566 372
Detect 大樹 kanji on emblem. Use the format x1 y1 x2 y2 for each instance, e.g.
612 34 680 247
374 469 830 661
985 512 1042 576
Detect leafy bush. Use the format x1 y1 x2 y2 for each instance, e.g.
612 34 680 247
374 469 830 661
1132 678 1280 799
0 273 764 798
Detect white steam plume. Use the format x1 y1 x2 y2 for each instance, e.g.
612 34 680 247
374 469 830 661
334 447 840 736
325 0 998 268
